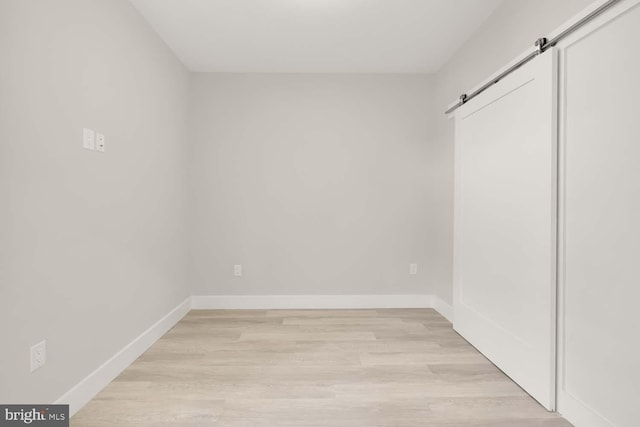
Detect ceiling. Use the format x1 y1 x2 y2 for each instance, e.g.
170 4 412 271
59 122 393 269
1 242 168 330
130 0 503 73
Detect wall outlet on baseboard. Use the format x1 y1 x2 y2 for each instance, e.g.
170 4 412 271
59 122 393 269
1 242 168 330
234 264 242 277
30 340 46 372
409 263 418 275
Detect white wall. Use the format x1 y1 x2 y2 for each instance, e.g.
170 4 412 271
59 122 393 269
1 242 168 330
0 0 190 404
431 0 595 304
188 74 436 296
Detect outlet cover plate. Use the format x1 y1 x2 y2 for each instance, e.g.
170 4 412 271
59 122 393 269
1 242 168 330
30 340 46 373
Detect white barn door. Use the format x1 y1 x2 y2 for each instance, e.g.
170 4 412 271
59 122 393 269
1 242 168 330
557 1 640 426
453 49 558 410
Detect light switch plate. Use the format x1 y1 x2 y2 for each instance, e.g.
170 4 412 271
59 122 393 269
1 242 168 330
83 128 95 150
234 264 242 277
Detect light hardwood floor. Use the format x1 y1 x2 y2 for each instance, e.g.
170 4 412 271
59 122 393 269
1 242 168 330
71 309 572 426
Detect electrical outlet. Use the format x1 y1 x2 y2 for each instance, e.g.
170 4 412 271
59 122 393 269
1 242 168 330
234 264 242 277
409 263 418 275
96 132 105 152
30 340 46 373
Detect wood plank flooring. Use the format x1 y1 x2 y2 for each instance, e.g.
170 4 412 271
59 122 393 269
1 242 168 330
71 309 572 426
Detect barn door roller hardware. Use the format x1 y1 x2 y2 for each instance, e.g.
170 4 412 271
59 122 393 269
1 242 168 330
445 0 621 115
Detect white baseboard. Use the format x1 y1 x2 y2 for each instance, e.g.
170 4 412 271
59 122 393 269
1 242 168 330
55 297 191 417
433 296 453 323
191 294 435 310
558 391 617 427
59 293 453 417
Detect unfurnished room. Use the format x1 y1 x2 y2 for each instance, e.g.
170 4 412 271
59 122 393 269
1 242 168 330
1 0 639 426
